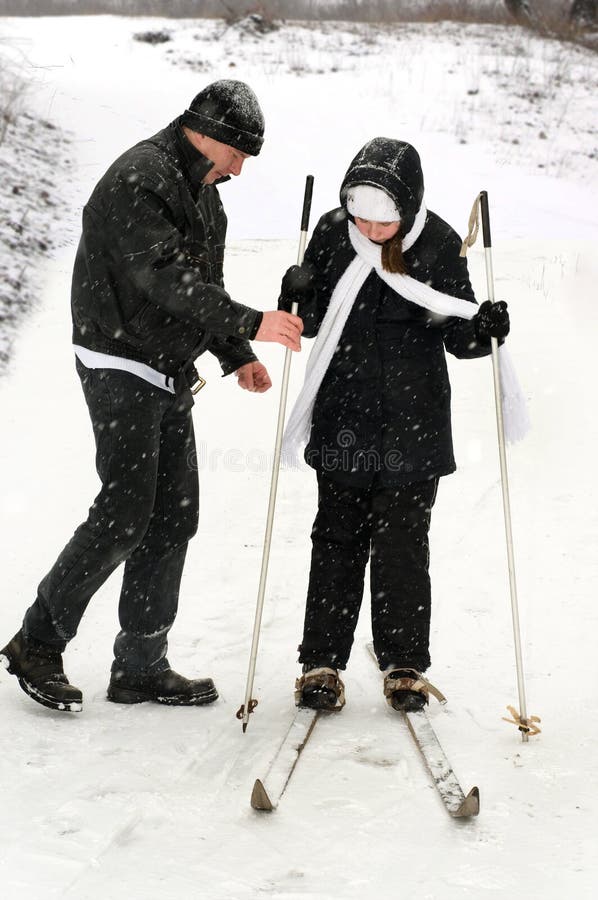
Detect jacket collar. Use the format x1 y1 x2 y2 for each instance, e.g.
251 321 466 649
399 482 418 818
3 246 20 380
168 119 230 198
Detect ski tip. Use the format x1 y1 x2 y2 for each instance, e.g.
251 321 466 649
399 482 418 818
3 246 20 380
251 779 274 812
453 786 480 818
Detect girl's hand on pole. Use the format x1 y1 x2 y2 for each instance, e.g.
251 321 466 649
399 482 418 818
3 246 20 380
279 265 316 313
235 362 272 393
254 311 303 351
473 300 510 341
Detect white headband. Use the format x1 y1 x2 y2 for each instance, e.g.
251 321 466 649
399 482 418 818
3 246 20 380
346 184 400 222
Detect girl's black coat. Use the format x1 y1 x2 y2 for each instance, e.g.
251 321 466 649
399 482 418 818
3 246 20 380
282 207 492 487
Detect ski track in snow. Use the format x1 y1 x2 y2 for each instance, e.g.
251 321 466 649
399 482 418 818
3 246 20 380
0 13 597 900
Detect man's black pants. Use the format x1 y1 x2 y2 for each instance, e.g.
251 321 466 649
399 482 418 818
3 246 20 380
23 360 199 673
299 472 439 673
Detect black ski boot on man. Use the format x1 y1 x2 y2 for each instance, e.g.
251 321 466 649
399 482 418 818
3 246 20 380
0 629 83 712
107 666 218 706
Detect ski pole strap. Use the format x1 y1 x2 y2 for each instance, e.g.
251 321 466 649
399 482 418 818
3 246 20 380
459 192 482 257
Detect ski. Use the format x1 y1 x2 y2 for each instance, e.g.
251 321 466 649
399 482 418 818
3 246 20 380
402 708 479 817
366 643 479 818
251 706 321 811
251 656 479 817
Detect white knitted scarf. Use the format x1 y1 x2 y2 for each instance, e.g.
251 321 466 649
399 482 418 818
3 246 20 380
282 206 529 464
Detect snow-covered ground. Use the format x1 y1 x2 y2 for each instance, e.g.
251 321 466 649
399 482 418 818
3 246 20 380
0 14 597 900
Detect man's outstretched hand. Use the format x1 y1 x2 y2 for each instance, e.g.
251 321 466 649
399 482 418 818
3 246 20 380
235 361 272 393
254 311 303 352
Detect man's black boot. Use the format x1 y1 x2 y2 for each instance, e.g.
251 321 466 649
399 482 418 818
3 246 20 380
107 667 218 706
0 629 83 712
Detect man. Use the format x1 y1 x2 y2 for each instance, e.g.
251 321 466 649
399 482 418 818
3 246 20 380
0 80 303 713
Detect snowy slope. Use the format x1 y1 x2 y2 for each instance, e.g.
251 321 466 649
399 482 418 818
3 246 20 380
0 68 73 371
0 14 597 900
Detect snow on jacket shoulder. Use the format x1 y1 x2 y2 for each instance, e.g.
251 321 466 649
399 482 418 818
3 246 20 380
71 121 259 377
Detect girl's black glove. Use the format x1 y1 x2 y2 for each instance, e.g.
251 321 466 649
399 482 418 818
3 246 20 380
279 265 316 313
474 300 510 341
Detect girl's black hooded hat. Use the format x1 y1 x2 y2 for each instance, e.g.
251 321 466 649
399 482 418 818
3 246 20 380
339 138 424 234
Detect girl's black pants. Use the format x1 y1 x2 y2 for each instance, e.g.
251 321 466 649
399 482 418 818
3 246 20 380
299 471 439 673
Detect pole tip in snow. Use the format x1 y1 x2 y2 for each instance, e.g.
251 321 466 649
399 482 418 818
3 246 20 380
236 698 258 731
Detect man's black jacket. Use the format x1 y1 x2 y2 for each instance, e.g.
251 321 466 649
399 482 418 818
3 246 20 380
71 120 261 377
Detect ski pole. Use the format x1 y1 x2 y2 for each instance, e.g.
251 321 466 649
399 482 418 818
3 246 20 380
479 191 530 743
236 175 314 733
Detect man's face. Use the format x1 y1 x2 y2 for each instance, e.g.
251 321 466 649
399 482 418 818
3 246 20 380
184 129 251 183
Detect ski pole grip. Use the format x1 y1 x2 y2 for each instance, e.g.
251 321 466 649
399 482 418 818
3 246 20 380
301 175 314 232
480 190 492 249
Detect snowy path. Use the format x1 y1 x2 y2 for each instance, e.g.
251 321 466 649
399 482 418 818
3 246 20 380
1 14 597 900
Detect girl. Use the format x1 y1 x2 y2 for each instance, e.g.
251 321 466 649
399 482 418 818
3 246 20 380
279 138 509 712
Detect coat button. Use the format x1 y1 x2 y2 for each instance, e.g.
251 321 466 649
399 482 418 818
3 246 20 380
239 326 246 334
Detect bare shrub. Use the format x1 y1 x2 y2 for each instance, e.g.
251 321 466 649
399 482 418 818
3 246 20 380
0 1 508 20
569 0 597 26
0 0 594 47
220 2 280 34
0 40 27 145
517 0 598 47
133 29 172 44
504 0 534 23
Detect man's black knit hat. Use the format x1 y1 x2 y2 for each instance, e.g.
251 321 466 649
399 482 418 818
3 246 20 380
181 80 265 156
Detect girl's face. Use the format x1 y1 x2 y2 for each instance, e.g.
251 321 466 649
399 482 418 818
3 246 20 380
354 217 401 244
